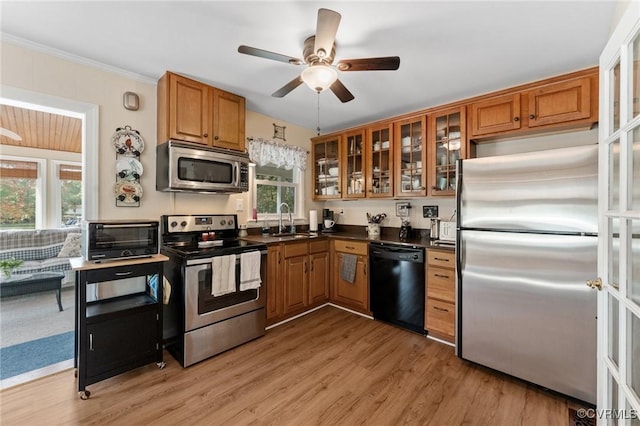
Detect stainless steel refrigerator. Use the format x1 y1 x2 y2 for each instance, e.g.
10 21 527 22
456 144 598 404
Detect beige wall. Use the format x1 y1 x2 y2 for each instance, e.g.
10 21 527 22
0 40 317 226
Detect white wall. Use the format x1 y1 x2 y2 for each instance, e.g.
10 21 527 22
0 40 317 225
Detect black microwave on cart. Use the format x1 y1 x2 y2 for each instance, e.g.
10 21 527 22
82 220 159 262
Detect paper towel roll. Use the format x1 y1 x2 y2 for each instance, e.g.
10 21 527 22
309 210 318 232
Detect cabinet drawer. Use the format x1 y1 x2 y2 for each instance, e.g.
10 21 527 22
333 240 368 256
85 262 160 283
284 242 308 258
426 299 455 337
309 239 329 254
427 250 455 269
427 267 455 303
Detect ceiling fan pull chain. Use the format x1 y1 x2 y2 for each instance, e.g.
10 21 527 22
316 92 321 135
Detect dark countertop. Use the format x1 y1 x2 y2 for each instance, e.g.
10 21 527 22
241 228 455 252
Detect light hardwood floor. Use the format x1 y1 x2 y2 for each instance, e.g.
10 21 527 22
0 306 575 425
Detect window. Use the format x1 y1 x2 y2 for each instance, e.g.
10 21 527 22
0 159 38 229
57 163 82 227
252 163 303 220
0 157 82 229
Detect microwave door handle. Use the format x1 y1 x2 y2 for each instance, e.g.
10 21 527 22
234 164 239 186
100 223 156 228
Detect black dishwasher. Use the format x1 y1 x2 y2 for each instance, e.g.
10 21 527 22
369 242 425 334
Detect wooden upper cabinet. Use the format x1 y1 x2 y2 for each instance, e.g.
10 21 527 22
428 106 466 197
342 129 366 199
469 93 521 137
525 77 591 128
366 122 394 198
212 89 246 151
159 72 210 145
312 135 342 200
394 115 427 197
157 71 246 152
469 71 597 139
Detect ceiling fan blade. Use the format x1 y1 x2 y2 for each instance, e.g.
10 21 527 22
330 79 355 103
238 45 304 65
336 56 401 72
272 75 304 98
314 9 341 60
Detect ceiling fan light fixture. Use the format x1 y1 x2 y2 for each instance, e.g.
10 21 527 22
301 63 338 93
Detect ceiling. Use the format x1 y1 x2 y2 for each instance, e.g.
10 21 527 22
0 1 622 134
0 105 82 153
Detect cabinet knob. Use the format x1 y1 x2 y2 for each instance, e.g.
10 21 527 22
529 114 535 119
214 136 219 141
421 187 426 190
513 116 520 122
203 133 208 138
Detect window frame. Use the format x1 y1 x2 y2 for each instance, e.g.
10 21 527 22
249 163 305 223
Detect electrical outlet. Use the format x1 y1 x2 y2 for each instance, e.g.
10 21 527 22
423 205 438 218
236 199 244 211
339 208 344 215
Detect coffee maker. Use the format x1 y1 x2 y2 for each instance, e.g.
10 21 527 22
322 208 335 232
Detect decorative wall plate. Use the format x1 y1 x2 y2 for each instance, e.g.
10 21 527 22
115 157 143 180
113 181 143 203
112 125 144 156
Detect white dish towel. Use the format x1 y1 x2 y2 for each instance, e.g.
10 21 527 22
240 250 262 291
211 254 236 296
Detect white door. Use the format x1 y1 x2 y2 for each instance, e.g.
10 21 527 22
597 2 640 424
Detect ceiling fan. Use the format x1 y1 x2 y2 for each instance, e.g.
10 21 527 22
238 8 400 103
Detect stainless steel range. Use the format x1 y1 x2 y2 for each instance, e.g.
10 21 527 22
161 214 267 367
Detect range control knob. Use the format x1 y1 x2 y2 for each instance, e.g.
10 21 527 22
228 219 234 226
181 221 187 227
220 220 227 226
170 221 177 228
121 249 132 257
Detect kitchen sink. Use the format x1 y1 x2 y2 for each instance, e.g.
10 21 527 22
270 233 310 239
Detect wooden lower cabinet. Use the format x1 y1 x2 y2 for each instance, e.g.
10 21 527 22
266 239 329 326
425 249 456 343
331 240 369 313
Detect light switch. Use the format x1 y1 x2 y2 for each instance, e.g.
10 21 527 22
236 199 244 211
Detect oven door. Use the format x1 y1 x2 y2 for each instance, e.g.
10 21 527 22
184 250 266 331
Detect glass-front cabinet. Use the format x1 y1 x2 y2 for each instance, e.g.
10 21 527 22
366 123 393 198
312 135 342 200
394 115 427 197
342 129 366 199
429 107 466 196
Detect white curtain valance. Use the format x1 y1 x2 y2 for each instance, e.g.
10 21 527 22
248 137 309 171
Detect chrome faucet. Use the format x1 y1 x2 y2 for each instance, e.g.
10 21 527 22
278 202 291 234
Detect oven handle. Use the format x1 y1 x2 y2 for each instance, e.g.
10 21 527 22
185 250 267 266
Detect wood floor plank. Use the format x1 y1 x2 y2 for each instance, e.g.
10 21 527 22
0 306 573 425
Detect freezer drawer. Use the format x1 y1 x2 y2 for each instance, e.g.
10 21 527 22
458 230 597 404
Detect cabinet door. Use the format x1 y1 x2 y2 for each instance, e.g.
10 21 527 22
394 116 427 197
426 299 455 338
309 251 329 304
429 107 465 196
168 73 210 145
332 252 368 311
367 123 394 198
343 129 366 198
85 308 158 379
469 93 521 137
312 135 342 199
526 77 591 128
266 245 284 321
212 89 246 151
283 255 308 313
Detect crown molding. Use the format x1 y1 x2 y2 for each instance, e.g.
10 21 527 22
0 33 157 85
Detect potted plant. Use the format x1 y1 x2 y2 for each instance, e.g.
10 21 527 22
0 258 23 278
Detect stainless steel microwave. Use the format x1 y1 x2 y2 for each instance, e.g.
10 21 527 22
82 220 159 262
156 140 249 193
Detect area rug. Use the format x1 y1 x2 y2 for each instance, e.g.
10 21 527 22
0 331 74 380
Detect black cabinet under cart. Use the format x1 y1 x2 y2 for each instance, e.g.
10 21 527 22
71 255 168 400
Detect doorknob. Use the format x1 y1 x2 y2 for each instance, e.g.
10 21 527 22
586 277 602 291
